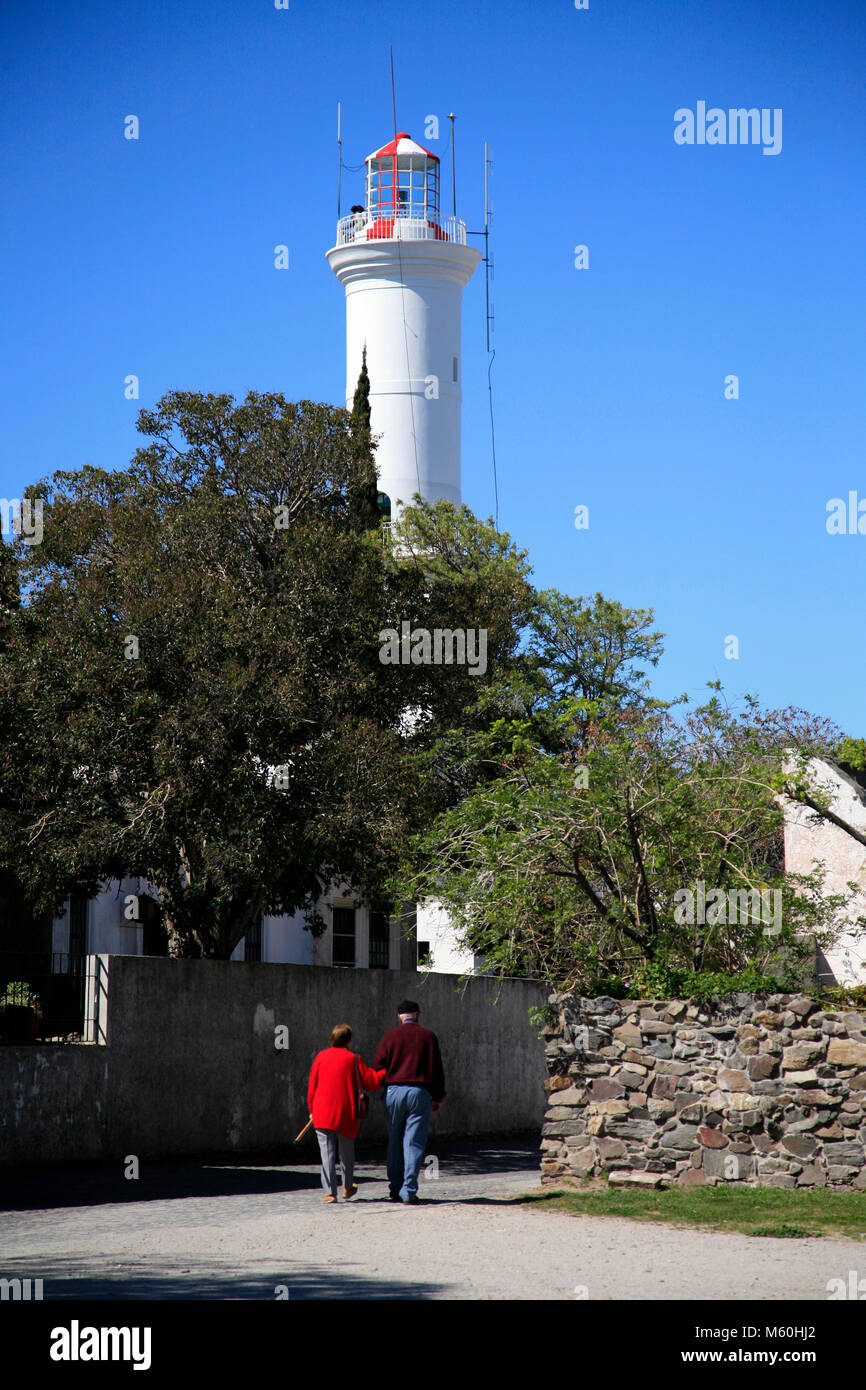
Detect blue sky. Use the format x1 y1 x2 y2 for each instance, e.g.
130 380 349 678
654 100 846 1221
1 0 864 733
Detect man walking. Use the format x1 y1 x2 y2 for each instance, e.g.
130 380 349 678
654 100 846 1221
373 999 445 1205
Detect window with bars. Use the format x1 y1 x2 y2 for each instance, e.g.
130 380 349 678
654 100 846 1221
369 910 390 969
331 907 356 967
69 895 88 957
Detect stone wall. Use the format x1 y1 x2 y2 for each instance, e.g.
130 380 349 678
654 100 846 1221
541 993 866 1189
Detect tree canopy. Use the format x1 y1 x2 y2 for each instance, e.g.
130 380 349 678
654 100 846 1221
0 388 531 956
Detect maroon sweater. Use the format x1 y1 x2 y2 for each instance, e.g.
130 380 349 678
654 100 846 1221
373 1021 446 1102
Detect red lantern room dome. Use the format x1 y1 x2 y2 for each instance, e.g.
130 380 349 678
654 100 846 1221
362 131 445 241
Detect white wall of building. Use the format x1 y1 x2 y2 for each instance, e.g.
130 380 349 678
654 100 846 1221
52 877 156 958
416 898 475 976
55 884 404 971
783 758 866 986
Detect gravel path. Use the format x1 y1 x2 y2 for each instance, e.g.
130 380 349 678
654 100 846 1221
1 1138 862 1300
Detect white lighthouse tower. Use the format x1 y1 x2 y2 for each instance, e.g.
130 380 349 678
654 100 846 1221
327 132 481 522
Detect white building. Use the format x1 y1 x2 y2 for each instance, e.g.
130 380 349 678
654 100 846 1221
782 756 866 986
52 128 480 975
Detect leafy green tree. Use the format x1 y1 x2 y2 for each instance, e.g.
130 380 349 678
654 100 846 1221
0 393 533 957
394 610 854 993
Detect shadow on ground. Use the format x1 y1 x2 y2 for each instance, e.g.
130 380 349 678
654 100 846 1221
0 1252 448 1300
1 1134 541 1213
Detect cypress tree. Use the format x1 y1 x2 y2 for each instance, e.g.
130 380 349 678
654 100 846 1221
347 347 381 532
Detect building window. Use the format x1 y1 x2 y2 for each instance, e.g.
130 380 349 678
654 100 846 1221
452 356 458 382
369 910 390 969
245 916 262 963
140 895 168 957
332 907 356 967
417 940 431 968
69 895 88 957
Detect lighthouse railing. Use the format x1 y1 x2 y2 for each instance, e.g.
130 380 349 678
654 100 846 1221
335 214 467 247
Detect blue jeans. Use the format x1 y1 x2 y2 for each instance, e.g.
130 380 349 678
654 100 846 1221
384 1085 432 1201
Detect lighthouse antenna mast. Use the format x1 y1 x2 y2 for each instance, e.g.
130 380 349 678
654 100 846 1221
449 113 456 218
336 102 342 221
390 46 398 143
483 141 493 353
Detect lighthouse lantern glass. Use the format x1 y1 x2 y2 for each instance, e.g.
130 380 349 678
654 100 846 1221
367 152 439 224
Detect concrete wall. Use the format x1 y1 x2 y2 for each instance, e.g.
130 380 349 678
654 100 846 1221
0 956 547 1167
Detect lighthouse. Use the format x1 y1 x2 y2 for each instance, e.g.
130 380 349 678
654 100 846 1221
327 132 481 522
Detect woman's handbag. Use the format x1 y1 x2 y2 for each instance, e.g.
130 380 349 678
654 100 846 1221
355 1057 369 1119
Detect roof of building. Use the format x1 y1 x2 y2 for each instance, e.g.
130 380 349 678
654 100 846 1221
369 132 439 162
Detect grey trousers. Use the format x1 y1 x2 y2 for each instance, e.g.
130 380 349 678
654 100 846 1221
315 1128 355 1197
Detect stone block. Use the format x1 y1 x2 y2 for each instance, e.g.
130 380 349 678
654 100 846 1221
738 1111 763 1129
594 1098 630 1116
567 1150 600 1173
738 1024 762 1041
676 1102 704 1122
827 1166 859 1183
615 1070 644 1091
782 1041 827 1069
696 1126 728 1149
827 1039 866 1068
781 1133 819 1158
548 1087 585 1107
796 1165 827 1187
612 1022 642 1045
595 1137 626 1160
718 1069 751 1091
798 1089 839 1106
588 1077 626 1101
607 1119 658 1140
822 1141 865 1164
608 1169 666 1187
788 996 817 1018
545 1075 574 1093
678 1167 707 1186
747 1054 777 1081
727 1092 760 1111
665 1124 699 1150
648 1099 677 1122
652 1075 679 1100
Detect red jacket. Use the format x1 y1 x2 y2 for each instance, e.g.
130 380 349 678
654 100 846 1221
307 1047 385 1140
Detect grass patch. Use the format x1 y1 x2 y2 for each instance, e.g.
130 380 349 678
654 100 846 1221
518 1180 866 1239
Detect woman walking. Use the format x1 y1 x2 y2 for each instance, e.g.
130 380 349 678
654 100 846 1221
307 1023 384 1203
